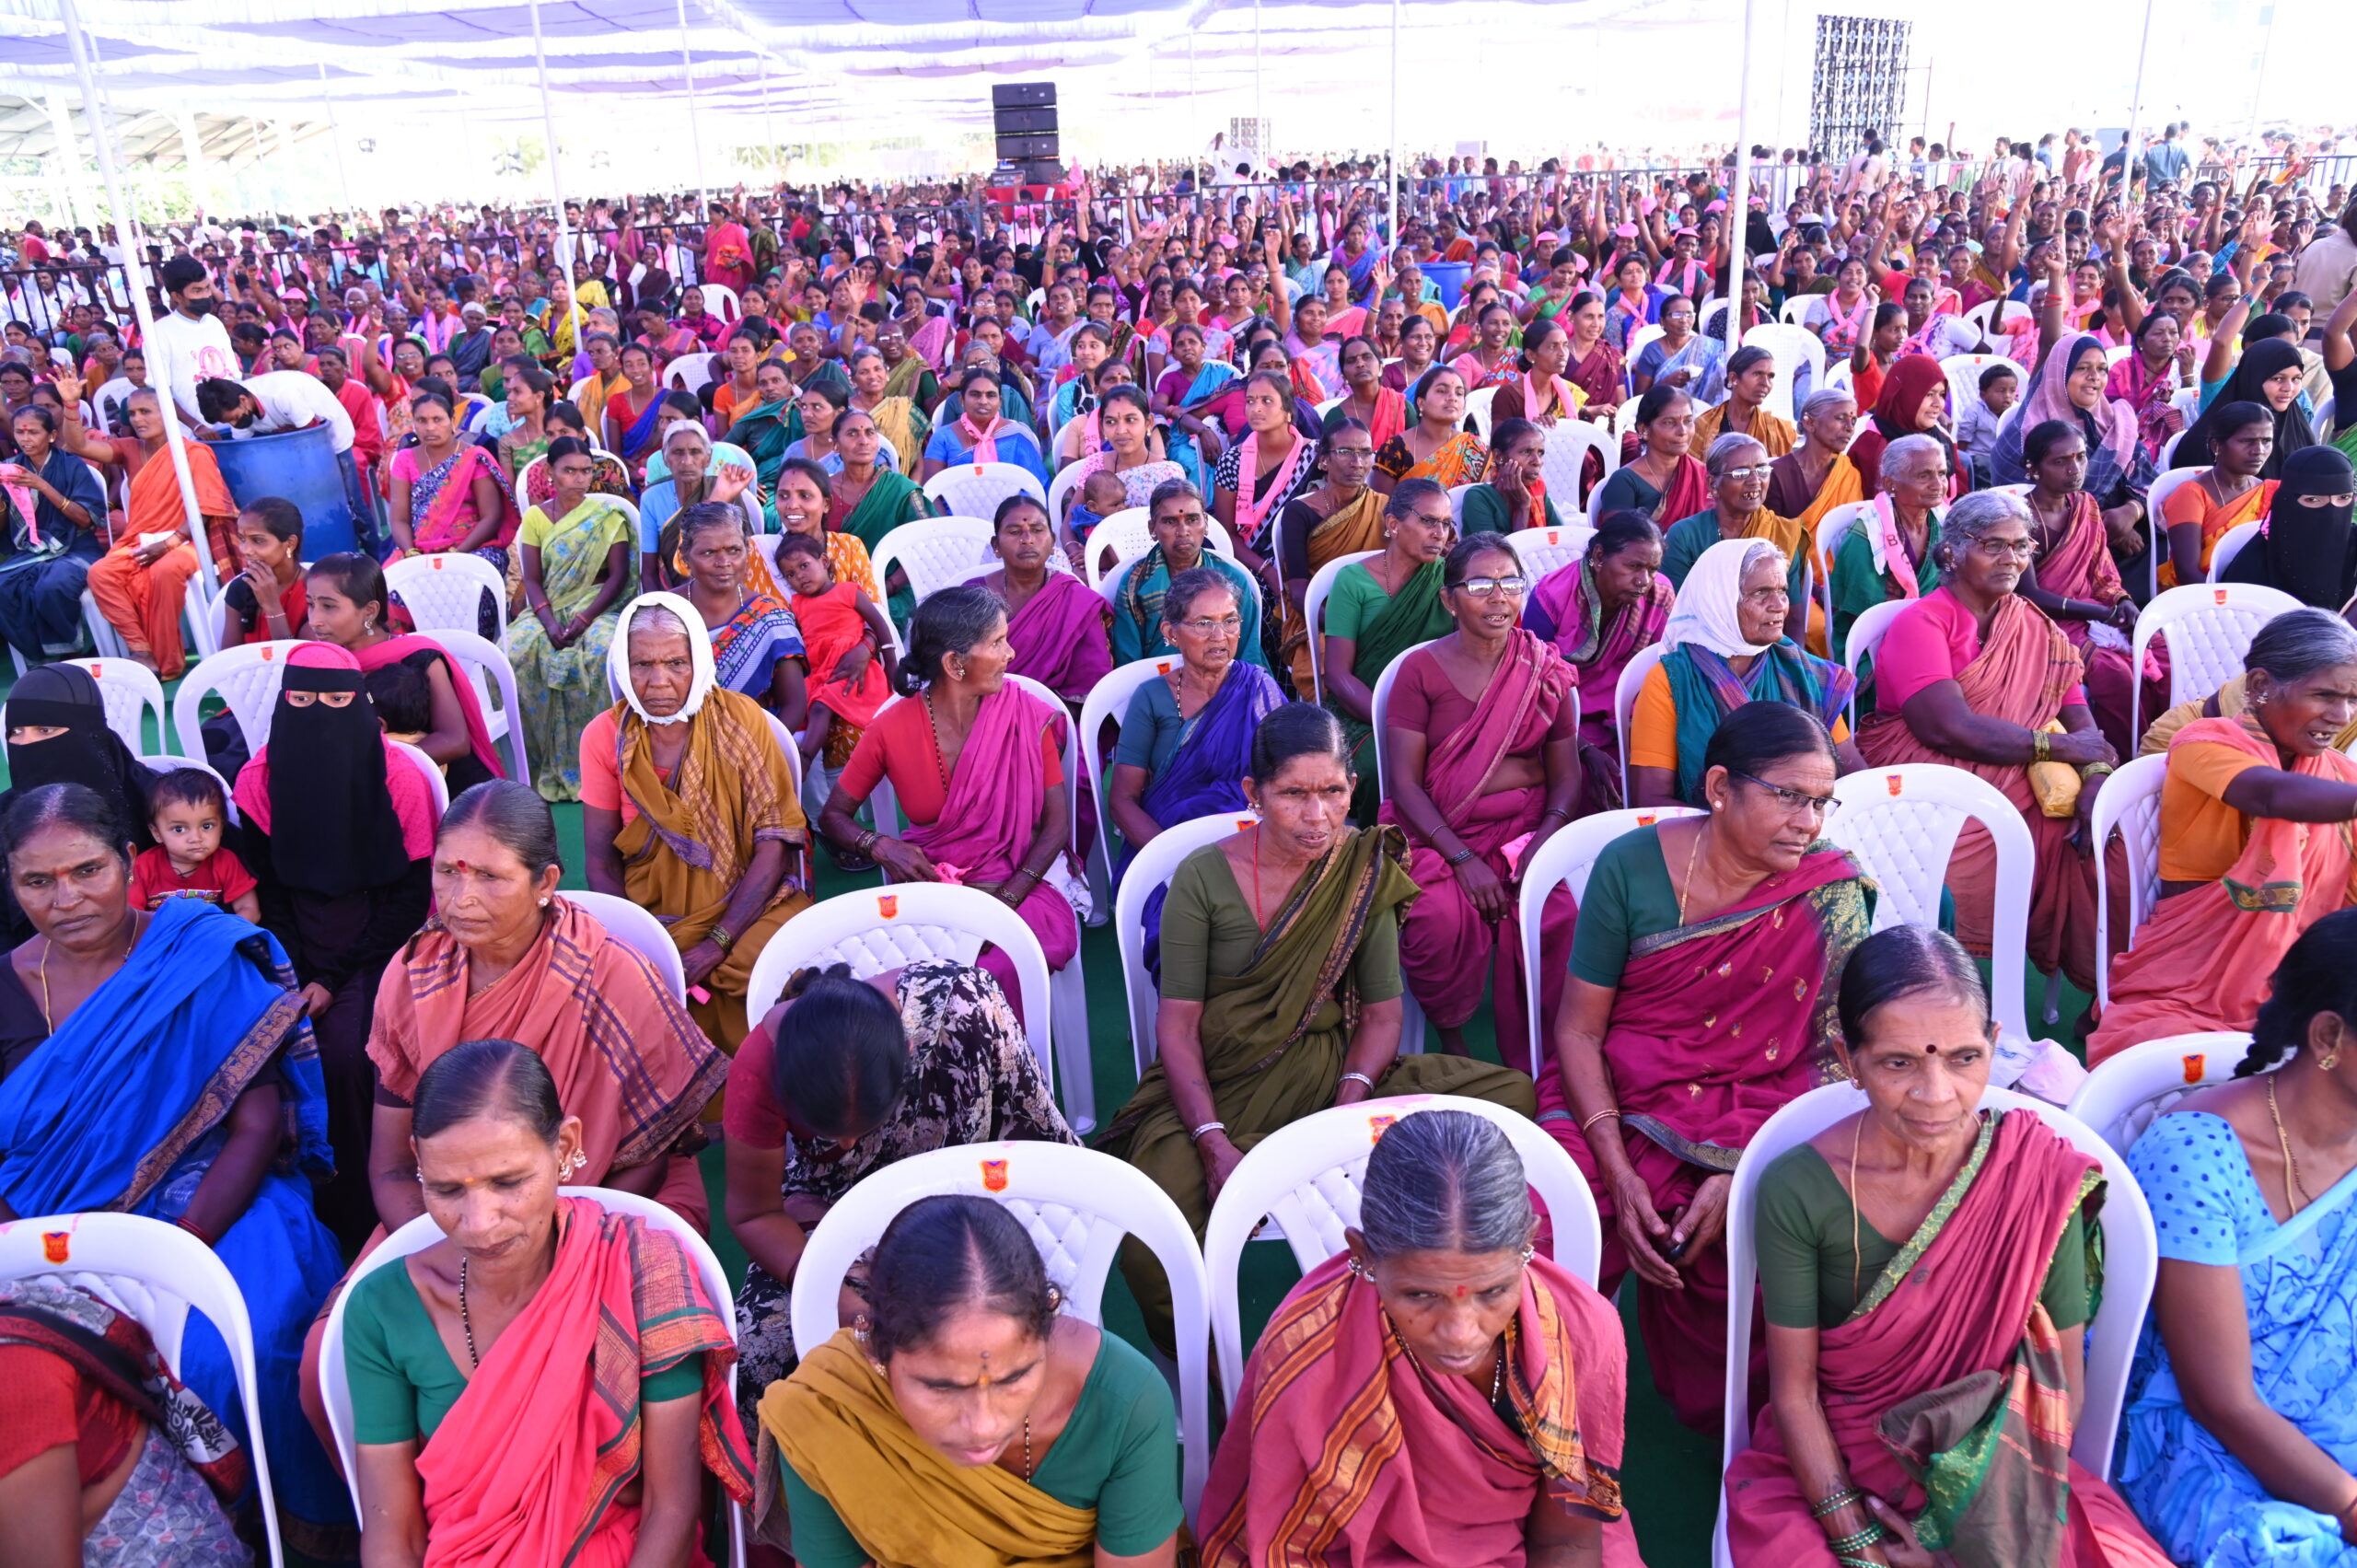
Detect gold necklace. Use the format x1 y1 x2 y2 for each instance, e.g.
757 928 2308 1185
36 912 143 1032
2269 1077 2314 1214
1676 821 1708 926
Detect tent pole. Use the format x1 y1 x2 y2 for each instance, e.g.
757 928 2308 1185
45 94 94 236
318 64 356 219
2118 0 2159 200
55 0 220 654
2246 1 2274 136
1726 0 1759 363
528 0 584 371
761 59 776 182
1387 0 1400 250
1253 0 1262 160
678 0 709 212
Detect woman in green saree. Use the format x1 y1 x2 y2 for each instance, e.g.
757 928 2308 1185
504 436 637 800
827 408 931 625
845 345 930 480
1318 478 1458 821
1099 703 1537 1344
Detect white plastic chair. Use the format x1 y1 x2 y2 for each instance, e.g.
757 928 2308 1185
787 1142 1214 1518
1204 1095 1606 1407
2131 582 2304 741
1740 322 1826 423
2089 752 2168 1013
1446 482 1476 525
2158 430 2185 470
169 638 308 757
740 882 1061 1114
1622 325 1667 389
1091 517 1240 595
1811 501 1875 622
1049 413 1089 467
0 1211 286 1566
59 656 166 752
1827 762 2037 1044
1712 1083 2155 1566
922 461 1047 520
698 282 741 321
871 516 999 623
1112 810 1260 1076
388 738 449 819
1504 524 1594 586
385 552 510 641
1044 459 1087 525
1077 656 1179 915
1780 294 1816 327
1516 806 1702 1074
140 752 241 826
1611 641 1670 803
562 889 688 1003
1367 638 1443 804
1082 506 1155 587
2207 521 2262 582
662 351 718 395
430 629 533 787
1938 352 2014 421
2145 466 2203 577
1304 549 1383 703
1840 595 1910 728
1464 384 1501 442
319 1186 737 1561
2067 1031 2258 1153
1536 418 1619 505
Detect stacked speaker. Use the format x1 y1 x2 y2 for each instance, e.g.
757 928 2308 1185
993 82 1062 188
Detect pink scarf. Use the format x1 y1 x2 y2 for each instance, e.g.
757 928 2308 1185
1865 494 1928 599
1233 429 1308 546
1520 372 1584 424
956 413 1005 463
1822 290 1873 350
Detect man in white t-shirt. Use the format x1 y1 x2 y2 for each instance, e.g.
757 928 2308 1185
146 255 238 428
195 368 374 552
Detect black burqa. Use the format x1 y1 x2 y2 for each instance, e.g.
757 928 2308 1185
2177 338 2318 480
2220 446 2357 610
0 666 158 944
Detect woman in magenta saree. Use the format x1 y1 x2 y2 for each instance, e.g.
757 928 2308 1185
1379 535 1583 1074
1524 510 1673 807
1540 702 1870 1431
2016 416 2165 761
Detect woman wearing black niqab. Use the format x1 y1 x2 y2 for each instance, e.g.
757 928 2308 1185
2220 446 2357 610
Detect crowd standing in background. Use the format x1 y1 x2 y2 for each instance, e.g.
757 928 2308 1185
1 120 2357 1567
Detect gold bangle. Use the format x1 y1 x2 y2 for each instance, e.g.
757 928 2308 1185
2032 728 2052 762
1580 1107 1622 1132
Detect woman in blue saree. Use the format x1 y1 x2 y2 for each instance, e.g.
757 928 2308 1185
0 404 107 662
0 782 350 1556
2121 909 2357 1568
1153 322 1240 491
920 367 1049 488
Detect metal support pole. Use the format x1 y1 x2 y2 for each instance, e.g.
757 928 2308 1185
1387 0 1400 250
677 0 709 211
1252 0 1263 160
319 64 356 218
2118 0 2160 200
2246 1 2275 137
528 0 585 373
1725 0 1759 362
56 0 222 656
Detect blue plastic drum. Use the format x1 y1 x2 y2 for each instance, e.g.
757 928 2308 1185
203 424 361 559
1422 261 1473 312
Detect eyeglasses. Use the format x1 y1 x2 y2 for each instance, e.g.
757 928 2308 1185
1175 615 1243 636
1718 464 1771 481
1411 510 1456 528
1969 535 2038 559
1731 769 1840 817
1450 575 1529 598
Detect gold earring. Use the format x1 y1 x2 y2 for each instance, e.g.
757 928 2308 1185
852 1313 872 1343
1520 1244 1536 1266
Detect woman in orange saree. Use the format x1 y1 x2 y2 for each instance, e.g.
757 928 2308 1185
344 1040 751 1567
1724 926 2171 1568
2088 610 2357 1062
1201 1109 1636 1568
1853 492 2113 996
2157 401 2278 588
83 388 238 678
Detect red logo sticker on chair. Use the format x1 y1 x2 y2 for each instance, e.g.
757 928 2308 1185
1368 1113 1397 1143
1886 773 1905 796
261 646 278 661
2181 1052 2206 1084
431 557 447 571
1636 813 1657 827
41 1231 68 1264
981 1158 1009 1191
2212 588 2229 605
877 894 899 919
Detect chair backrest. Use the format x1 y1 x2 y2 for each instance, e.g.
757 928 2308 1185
1938 352 2013 421
1622 325 1667 386
1611 641 1670 803
0 1211 285 1565
1739 322 1826 423
2067 1031 2258 1153
385 552 510 641
2144 465 2202 552
663 351 718 394
871 517 998 622
320 1187 728 1520
788 1141 1213 1515
1446 482 1475 524
1840 595 1911 727
426 629 533 786
1303 550 1383 702
1780 294 1816 327
696 281 741 320
2131 581 2305 740
1084 506 1155 587
1203 1095 1606 1410
60 656 166 753
921 461 1047 520
388 739 449 819
140 752 242 825
1718 1084 2156 1493
1044 460 1089 528
2207 521 2262 582
1536 418 1617 504
1827 762 2035 1043
2089 751 2169 1012
1113 811 1259 1075
1461 384 1501 442
169 638 308 757
741 884 1053 1094
517 452 546 503
1504 525 1594 586
1077 656 1181 896
1812 501 1875 620
1516 805 1701 1074
1366 638 1441 802
561 889 688 1001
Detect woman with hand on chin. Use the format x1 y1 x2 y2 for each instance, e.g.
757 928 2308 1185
1462 418 1567 533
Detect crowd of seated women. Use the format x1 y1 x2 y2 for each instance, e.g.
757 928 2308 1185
8 167 2357 1568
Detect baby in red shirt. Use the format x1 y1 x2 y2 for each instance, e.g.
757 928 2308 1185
130 768 261 921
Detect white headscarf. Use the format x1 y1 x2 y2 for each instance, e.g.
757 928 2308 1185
607 591 714 726
1662 537 1785 659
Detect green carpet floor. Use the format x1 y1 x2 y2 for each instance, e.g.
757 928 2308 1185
15 670 2098 1568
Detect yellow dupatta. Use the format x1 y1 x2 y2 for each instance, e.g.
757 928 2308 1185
867 395 924 478
1279 486 1387 695
758 1330 1098 1568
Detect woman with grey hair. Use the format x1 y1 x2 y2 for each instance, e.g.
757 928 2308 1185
1196 1109 1631 1567
1829 431 1949 667
2090 608 2357 1059
1661 433 1814 646
1764 387 1865 535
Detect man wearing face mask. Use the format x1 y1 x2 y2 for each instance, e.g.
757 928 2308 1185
147 254 238 430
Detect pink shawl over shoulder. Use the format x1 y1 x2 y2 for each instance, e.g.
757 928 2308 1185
353 633 507 781
1005 571 1113 703
905 681 1079 970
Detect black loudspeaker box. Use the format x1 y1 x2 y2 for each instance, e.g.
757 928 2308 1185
993 105 1059 135
992 81 1057 109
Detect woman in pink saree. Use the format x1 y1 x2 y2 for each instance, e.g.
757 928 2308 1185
1380 532 1583 1074
1724 926 2171 1568
1541 701 1871 1431
817 584 1082 1005
978 494 1111 706
1523 511 1674 807
2015 417 2164 761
